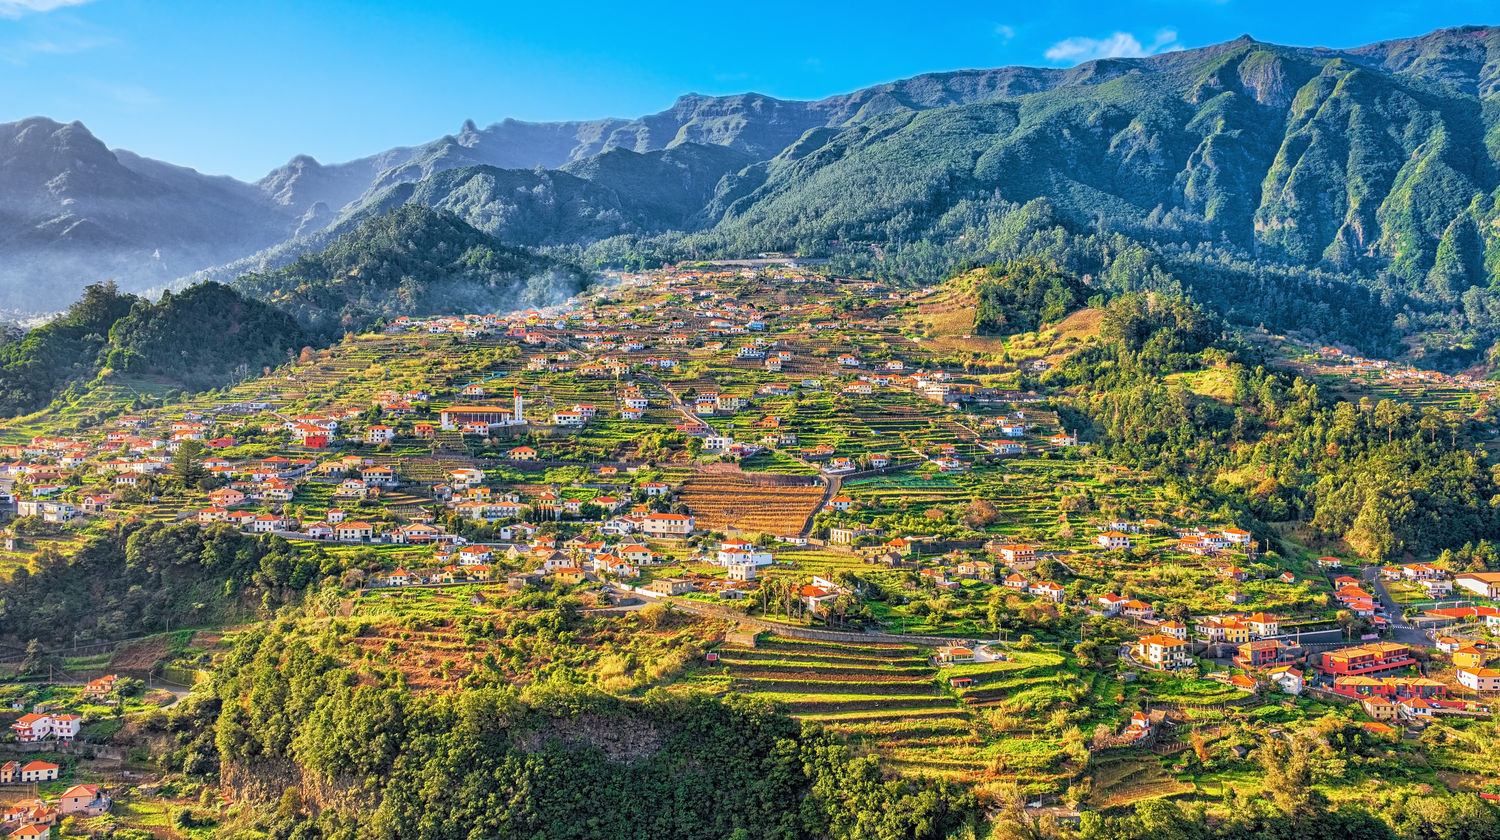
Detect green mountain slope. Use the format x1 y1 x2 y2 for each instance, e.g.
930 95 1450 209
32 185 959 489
704 39 1497 274
281 28 1495 367
102 282 312 390
0 281 310 417
657 31 1500 362
232 205 590 331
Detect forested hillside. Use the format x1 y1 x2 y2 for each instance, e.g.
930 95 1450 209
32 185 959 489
968 259 1089 334
232 205 591 333
0 280 309 418
0 521 319 646
102 282 312 391
664 33 1500 363
204 627 976 840
1040 286 1500 560
0 282 137 416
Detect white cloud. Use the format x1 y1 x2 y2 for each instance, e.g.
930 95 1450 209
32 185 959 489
0 0 97 19
18 33 109 54
995 24 1016 44
1044 28 1180 64
81 79 159 107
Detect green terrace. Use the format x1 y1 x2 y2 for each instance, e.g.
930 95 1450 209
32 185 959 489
692 635 997 782
685 636 1114 791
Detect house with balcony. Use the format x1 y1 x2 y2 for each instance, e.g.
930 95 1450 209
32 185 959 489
1318 643 1414 677
1134 635 1191 670
1234 640 1290 670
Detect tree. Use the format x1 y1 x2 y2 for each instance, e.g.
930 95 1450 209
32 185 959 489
19 639 54 677
987 592 1006 635
173 439 207 487
1257 735 1318 818
109 677 146 702
1336 609 1371 642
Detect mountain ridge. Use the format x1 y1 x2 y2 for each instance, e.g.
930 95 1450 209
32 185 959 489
3 25 1500 358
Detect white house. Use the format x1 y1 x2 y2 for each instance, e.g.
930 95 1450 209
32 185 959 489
1458 667 1500 692
727 563 757 582
1096 531 1131 550
1267 665 1304 696
1456 573 1500 599
641 512 694 538
365 425 396 444
715 539 773 567
1221 527 1252 545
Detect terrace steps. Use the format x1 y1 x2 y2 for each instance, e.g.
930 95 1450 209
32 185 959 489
716 649 928 667
797 707 970 724
717 648 927 668
734 678 939 697
828 725 979 743
783 696 955 714
883 757 994 779
722 663 933 680
849 733 985 749
730 668 933 683
750 638 922 657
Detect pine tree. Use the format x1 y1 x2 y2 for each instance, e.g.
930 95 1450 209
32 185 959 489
173 439 206 487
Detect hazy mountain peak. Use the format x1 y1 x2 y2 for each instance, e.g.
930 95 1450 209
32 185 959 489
6 25 1500 318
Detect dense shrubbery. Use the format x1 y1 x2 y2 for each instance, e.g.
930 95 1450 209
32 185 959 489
103 281 310 390
0 281 136 415
0 521 321 644
971 258 1086 335
209 627 977 840
1058 794 1499 840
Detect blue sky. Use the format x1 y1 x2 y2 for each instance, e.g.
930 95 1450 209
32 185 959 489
2 0 1494 180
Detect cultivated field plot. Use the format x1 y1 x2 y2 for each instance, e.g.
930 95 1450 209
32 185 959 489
677 472 826 536
342 586 732 692
1088 756 1195 810
690 636 1108 793
700 636 994 781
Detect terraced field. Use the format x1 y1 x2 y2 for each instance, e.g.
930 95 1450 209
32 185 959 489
1087 756 1196 810
702 636 999 780
678 473 826 536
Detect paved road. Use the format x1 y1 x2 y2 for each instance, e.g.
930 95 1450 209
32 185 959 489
1367 574 1437 647
48 679 194 707
804 473 841 538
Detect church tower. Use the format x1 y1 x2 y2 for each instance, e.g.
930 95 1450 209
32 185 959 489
513 388 524 425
